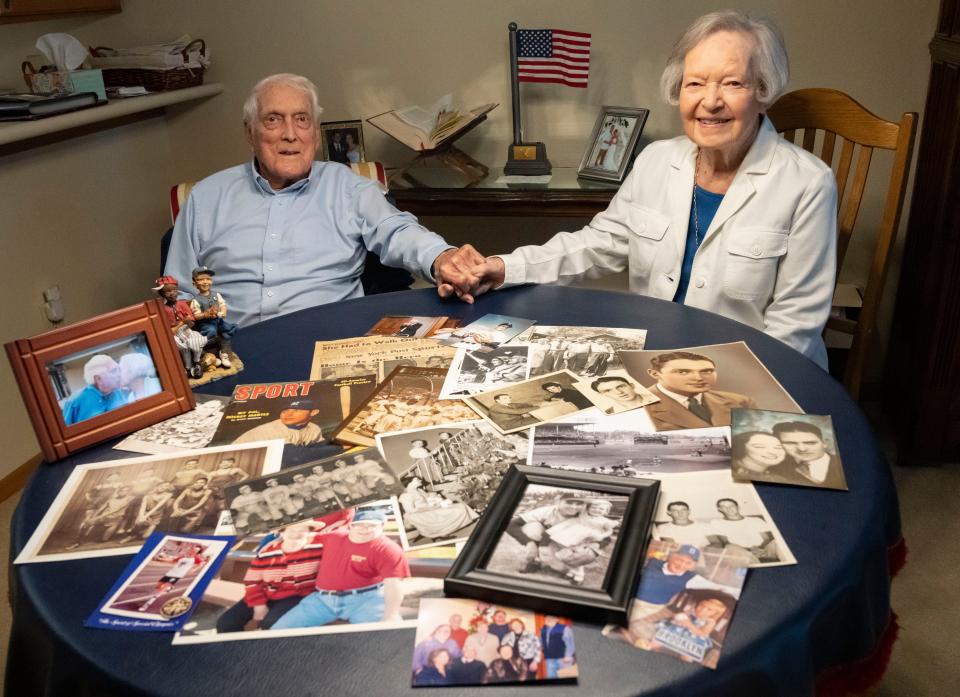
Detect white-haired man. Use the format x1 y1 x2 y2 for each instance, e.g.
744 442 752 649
62 355 130 426
165 73 484 327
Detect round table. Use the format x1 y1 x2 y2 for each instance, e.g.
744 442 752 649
7 286 902 697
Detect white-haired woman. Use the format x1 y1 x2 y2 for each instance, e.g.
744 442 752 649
119 352 162 402
462 11 837 368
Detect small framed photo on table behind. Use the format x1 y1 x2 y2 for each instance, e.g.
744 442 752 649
445 464 659 626
577 106 649 183
321 119 366 165
5 299 195 462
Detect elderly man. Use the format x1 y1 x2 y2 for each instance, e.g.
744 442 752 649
642 351 755 431
165 73 482 327
62 355 130 426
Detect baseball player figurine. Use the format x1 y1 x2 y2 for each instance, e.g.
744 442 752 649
189 266 238 369
153 275 206 379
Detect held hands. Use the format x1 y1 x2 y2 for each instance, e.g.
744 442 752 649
433 245 506 303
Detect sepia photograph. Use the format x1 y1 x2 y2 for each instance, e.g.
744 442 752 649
532 410 731 476
618 342 801 431
463 370 595 435
114 394 230 455
377 421 529 550
650 470 796 568
439 345 531 399
172 502 446 644
730 409 848 490
223 448 402 536
16 441 283 564
512 325 647 379
365 315 450 339
333 366 477 447
310 335 455 382
603 539 747 669
412 597 578 686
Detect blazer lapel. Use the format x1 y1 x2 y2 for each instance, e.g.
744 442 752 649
668 143 697 262
644 386 708 430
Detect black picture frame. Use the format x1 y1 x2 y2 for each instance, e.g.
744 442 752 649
444 464 659 626
577 106 650 183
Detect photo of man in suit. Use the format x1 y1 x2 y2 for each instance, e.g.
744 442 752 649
770 421 847 490
642 352 755 431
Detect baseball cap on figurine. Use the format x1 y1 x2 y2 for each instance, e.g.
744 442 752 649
152 275 179 291
352 509 387 524
191 266 215 279
676 544 701 561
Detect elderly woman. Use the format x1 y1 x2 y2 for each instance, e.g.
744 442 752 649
454 11 836 368
119 352 162 402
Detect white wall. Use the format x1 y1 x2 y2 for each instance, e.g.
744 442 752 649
0 0 938 476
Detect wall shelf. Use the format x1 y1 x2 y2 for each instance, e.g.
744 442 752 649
0 82 223 150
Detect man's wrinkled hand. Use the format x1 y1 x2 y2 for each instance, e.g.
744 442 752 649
433 244 487 303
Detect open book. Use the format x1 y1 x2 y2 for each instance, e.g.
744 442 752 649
368 101 497 151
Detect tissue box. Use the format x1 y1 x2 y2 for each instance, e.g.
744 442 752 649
25 69 107 102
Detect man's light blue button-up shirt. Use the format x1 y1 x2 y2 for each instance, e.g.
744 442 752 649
164 161 452 327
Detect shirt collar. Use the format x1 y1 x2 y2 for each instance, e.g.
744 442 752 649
800 453 831 481
248 159 314 196
657 383 703 406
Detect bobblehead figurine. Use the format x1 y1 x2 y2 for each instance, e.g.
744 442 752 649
153 275 206 379
189 266 238 369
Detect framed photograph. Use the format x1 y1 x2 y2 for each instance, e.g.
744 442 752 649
445 464 659 625
321 119 365 164
577 106 649 183
5 299 195 462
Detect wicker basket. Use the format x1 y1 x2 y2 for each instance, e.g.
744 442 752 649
91 39 206 91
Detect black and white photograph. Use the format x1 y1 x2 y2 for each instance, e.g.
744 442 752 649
113 394 230 455
532 410 731 476
618 342 801 431
223 448 403 536
512 325 647 378
439 345 531 399
377 421 530 550
320 119 365 164
485 483 628 590
173 503 446 644
463 370 595 435
650 470 796 568
435 314 536 352
15 441 283 564
730 409 848 490
572 369 659 414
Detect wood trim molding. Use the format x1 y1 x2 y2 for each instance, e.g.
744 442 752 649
0 454 41 503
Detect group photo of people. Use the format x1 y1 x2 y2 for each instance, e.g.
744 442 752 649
519 326 647 379
48 334 161 426
114 395 230 456
412 598 577 685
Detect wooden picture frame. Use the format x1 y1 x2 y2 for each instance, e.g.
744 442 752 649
320 119 366 165
445 464 659 625
5 299 195 462
577 106 650 183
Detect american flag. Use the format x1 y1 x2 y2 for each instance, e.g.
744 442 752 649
516 28 591 88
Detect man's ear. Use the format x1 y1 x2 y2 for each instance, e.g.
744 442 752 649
244 124 256 150
647 368 660 381
310 409 320 417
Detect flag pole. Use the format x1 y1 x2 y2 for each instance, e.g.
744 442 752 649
504 21 551 175
508 22 522 145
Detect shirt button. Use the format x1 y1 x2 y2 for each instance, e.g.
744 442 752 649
267 291 274 297
695 279 705 288
752 246 762 256
271 233 277 239
267 265 273 271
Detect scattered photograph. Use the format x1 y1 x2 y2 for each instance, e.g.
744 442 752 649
15 441 283 563
532 410 730 476
208 378 376 449
435 314 536 351
46 332 160 426
172 502 446 644
310 335 455 381
321 119 365 164
730 409 848 490
377 421 529 550
365 315 450 338
650 470 796 568
463 370 595 435
85 533 232 631
572 369 659 414
412 597 578 686
618 342 801 431
223 448 402 536
114 394 230 455
602 539 747 669
512 325 647 378
485 483 628 591
439 345 531 399
333 366 477 447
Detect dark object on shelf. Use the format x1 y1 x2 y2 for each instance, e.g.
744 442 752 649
504 141 551 176
0 91 99 121
445 464 659 626
91 39 206 91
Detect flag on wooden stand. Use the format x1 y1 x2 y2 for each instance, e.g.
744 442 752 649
516 28 591 88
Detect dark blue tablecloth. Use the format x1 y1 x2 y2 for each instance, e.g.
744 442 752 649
7 286 901 697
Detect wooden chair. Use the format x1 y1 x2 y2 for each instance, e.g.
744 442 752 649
766 88 917 400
